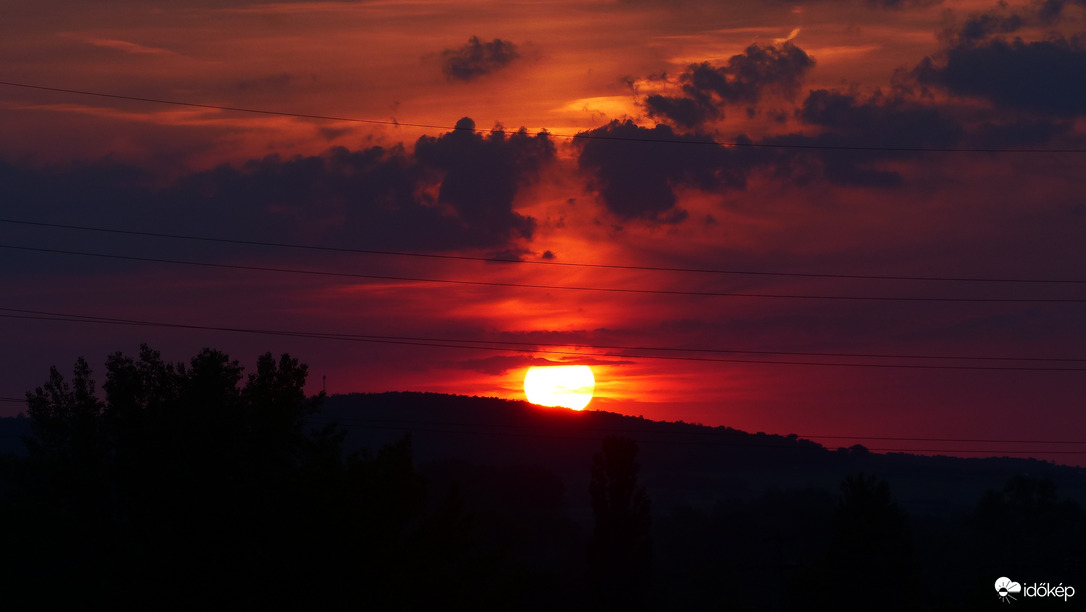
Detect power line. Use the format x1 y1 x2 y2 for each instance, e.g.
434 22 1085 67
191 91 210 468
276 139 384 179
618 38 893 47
272 334 1086 363
310 414 1086 446
2 80 1084 154
798 433 1086 444
5 387 1081 455
1 392 1079 448
6 243 1086 304
308 417 1086 455
2 306 1085 371
1 398 1076 455
3 306 1081 365
4 218 1084 285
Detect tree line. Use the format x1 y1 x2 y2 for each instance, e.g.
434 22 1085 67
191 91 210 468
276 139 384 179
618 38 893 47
0 345 1081 610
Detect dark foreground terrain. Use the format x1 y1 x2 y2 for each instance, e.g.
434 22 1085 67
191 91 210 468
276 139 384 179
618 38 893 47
1 355 1083 610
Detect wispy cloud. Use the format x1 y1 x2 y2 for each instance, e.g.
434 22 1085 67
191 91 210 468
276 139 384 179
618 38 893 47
61 33 178 56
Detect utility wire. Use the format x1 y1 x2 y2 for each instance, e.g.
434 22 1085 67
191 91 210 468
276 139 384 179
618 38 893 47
2 80 1085 154
4 389 1081 454
0 395 1079 449
255 333 1086 363
0 398 1075 454
2 306 1082 364
4 218 1084 285
2 306 1085 371
5 243 1086 303
797 433 1086 444
308 418 1086 455
310 414 1086 445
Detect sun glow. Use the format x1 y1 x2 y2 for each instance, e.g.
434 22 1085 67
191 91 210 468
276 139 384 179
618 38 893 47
523 365 595 410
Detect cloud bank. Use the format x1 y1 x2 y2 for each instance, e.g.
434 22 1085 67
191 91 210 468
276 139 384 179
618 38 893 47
441 36 520 81
645 42 814 128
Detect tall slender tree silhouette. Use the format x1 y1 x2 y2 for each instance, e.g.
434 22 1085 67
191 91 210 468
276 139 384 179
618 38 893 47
588 435 652 609
791 472 915 611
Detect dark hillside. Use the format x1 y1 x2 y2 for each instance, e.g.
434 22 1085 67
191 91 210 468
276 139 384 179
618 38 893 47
316 392 1086 518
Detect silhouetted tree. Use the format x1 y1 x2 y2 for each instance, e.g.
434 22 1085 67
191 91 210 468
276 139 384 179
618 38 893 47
791 473 915 611
1 344 482 609
588 436 652 609
24 357 106 467
971 474 1084 576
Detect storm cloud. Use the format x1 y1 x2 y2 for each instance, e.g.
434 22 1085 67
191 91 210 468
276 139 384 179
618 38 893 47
575 120 759 222
414 117 555 244
644 42 814 128
864 0 944 9
908 0 1086 116
943 0 1085 39
915 37 1086 117
441 36 520 81
798 89 962 148
761 89 965 187
1 117 555 266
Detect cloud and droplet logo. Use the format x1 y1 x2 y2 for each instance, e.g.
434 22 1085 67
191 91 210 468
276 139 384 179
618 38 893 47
996 577 1022 603
995 577 1076 603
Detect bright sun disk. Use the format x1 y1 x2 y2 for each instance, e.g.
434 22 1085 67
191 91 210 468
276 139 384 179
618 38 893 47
523 365 595 410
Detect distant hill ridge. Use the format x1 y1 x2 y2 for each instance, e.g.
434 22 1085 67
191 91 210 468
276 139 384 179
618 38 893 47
316 392 1086 518
3 391 1082 516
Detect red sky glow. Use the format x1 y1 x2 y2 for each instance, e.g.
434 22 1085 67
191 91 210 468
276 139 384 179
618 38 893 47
2 0 1085 465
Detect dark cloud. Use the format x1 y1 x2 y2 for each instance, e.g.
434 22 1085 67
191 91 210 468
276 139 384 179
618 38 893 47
643 94 713 129
765 79 1079 185
798 89 962 148
586 69 1074 203
414 117 554 244
779 0 943 6
319 126 353 141
167 144 458 249
915 36 1086 116
761 89 964 187
864 0 943 8
0 117 555 274
645 43 814 128
485 247 532 261
914 0 1086 117
968 117 1075 148
921 0 1086 70
575 120 761 222
578 89 975 212
938 0 1085 44
953 11 1025 43
636 0 943 9
1035 0 1086 23
441 36 520 82
235 72 293 91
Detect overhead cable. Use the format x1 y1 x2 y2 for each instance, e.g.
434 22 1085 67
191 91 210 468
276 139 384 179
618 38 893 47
5 244 1086 303
2 306 1085 371
4 218 1084 284
2 80 1084 154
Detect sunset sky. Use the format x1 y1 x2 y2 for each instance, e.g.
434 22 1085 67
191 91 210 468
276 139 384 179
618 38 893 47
2 0 1085 463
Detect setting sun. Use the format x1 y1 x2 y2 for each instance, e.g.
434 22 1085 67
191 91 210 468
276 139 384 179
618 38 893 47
523 365 595 410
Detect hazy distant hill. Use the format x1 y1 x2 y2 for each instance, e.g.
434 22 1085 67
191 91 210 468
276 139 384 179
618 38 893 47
3 391 1083 610
0 415 29 457
314 392 1086 519
4 391 1082 518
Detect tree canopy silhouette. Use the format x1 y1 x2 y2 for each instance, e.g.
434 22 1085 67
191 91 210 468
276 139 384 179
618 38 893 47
790 472 915 611
588 435 652 609
1 344 479 609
